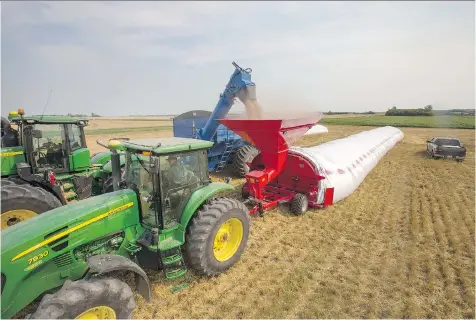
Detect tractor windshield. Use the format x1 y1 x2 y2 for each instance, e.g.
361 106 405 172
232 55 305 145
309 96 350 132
126 149 209 229
30 124 67 171
159 150 209 228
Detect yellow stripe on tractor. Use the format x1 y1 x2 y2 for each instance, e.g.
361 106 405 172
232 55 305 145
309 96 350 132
1 151 24 157
11 202 134 262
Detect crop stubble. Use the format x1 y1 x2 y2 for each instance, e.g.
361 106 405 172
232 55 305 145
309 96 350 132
125 124 474 319
16 119 474 318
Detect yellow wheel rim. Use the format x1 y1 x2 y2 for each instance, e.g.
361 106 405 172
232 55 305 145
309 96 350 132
75 306 116 319
213 217 244 262
1 209 37 230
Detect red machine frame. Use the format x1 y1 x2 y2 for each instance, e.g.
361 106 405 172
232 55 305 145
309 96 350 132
218 114 334 216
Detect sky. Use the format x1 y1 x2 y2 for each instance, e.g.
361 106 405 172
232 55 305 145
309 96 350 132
1 1 474 117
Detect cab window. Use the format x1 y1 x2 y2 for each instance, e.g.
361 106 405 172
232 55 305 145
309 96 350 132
30 124 66 170
160 151 203 228
125 154 158 227
66 124 84 151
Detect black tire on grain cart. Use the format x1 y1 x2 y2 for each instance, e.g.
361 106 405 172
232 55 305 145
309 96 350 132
232 145 259 177
1 184 62 230
241 183 250 199
184 198 250 276
29 277 136 319
290 193 308 216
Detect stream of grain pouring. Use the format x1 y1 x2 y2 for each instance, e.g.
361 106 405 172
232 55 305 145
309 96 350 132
237 85 264 120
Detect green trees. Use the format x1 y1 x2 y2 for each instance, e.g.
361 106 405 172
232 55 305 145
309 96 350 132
385 105 434 116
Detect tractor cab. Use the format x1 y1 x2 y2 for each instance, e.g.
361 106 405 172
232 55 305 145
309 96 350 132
109 137 213 229
8 109 91 174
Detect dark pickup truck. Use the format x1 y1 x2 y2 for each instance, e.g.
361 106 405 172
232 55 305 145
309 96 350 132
426 137 466 161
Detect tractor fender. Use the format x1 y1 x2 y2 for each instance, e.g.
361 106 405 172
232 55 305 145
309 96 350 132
86 253 152 301
102 154 127 173
180 182 235 231
14 162 68 204
90 151 114 166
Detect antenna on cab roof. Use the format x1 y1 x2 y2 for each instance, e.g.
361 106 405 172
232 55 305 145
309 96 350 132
40 90 53 120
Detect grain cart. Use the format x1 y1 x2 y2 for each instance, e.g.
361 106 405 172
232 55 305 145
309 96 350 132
0 109 114 229
218 117 404 215
173 62 260 177
1 136 250 319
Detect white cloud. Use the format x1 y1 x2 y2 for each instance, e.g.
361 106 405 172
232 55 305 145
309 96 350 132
1 1 474 116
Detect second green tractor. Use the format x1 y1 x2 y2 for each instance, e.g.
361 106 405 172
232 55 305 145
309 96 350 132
1 136 250 319
1 109 124 230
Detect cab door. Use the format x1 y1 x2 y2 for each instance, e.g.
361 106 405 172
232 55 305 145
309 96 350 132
66 124 91 171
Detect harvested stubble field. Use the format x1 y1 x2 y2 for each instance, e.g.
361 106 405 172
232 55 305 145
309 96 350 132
16 119 475 319
131 125 475 319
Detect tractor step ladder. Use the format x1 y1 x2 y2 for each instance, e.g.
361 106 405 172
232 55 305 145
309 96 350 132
160 247 187 280
215 141 236 173
59 178 78 201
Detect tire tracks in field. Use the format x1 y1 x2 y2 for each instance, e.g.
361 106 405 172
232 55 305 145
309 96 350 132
456 189 475 240
188 213 293 318
445 185 475 313
290 159 406 318
357 164 405 318
432 180 467 317
418 181 445 318
402 177 424 318
246 210 347 318
280 164 396 318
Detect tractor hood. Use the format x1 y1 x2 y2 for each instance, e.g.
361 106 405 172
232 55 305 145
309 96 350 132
1 189 139 265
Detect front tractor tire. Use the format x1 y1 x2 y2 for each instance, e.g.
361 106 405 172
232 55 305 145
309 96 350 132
1 184 62 230
29 277 136 319
232 145 259 177
185 198 250 276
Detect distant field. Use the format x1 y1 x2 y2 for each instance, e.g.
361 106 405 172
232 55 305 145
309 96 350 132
86 126 172 135
90 116 173 120
320 115 475 129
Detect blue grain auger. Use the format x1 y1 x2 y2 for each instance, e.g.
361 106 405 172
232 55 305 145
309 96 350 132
173 62 260 177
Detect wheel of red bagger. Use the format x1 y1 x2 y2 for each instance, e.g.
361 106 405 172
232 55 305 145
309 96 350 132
241 184 250 199
290 193 308 215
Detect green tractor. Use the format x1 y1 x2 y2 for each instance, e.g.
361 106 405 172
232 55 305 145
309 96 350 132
1 109 119 229
1 137 250 319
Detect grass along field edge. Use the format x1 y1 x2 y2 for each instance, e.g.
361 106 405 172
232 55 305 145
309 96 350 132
320 115 475 129
85 126 173 135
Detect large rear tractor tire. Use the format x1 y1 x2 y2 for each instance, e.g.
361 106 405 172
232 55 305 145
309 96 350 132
1 177 28 187
232 145 259 177
29 277 136 319
1 184 62 230
184 198 250 276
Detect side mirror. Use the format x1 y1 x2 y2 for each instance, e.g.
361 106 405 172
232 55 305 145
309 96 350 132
32 129 43 139
426 140 431 143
